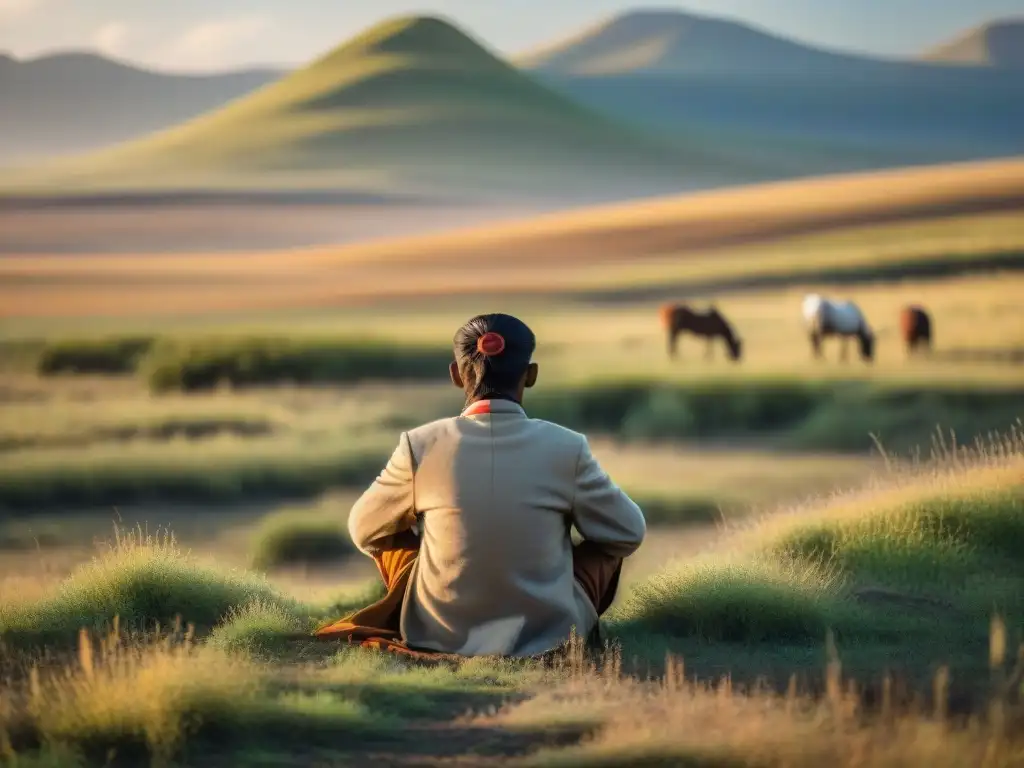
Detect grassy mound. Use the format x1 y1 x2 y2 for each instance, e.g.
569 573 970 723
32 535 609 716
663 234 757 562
610 432 1024 688
141 335 451 393
530 379 1024 453
249 508 355 570
4 435 1024 765
0 527 303 648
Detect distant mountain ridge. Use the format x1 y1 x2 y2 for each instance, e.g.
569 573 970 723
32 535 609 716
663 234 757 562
516 8 904 77
0 51 286 165
520 10 1024 182
921 19 1024 68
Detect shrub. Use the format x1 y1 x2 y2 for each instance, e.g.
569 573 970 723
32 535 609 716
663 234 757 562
141 335 452 393
36 336 156 376
529 380 1024 453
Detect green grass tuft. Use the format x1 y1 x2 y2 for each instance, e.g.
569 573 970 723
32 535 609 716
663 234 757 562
610 558 848 644
0 526 301 648
772 486 1024 602
208 599 312 657
249 508 355 570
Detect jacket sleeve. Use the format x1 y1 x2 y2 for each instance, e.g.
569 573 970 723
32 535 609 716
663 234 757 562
569 436 646 558
347 432 417 555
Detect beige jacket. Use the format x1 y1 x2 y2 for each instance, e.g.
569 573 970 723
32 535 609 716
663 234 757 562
347 398 647 657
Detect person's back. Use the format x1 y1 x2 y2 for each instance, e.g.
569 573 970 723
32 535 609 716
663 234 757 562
342 313 647 658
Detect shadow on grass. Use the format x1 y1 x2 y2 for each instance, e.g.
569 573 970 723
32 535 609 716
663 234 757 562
932 347 1024 367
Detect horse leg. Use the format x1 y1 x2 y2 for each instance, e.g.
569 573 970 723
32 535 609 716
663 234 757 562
705 337 713 361
840 337 849 362
810 332 823 360
667 329 677 360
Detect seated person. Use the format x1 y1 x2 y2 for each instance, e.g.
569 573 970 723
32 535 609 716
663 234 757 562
317 313 647 658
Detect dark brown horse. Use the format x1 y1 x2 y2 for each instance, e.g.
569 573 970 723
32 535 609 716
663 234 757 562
900 305 933 356
660 303 743 361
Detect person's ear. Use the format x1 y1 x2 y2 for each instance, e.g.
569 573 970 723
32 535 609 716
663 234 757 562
524 362 539 388
449 362 464 389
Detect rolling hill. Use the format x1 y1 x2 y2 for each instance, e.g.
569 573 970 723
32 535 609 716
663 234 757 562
922 19 1024 68
4 156 1023 319
0 52 284 166
519 10 1024 180
0 16 743 203
516 8 898 78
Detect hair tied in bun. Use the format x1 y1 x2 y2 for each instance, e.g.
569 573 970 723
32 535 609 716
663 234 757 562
476 332 506 357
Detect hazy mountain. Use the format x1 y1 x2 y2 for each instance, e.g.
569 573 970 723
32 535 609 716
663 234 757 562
0 51 285 166
1 16 752 203
922 19 1024 69
516 8 900 78
521 10 1024 180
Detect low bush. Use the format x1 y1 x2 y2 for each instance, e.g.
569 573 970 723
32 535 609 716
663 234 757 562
36 336 156 376
141 335 452 393
530 379 1024 453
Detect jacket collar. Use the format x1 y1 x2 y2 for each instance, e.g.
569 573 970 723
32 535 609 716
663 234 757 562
461 399 526 417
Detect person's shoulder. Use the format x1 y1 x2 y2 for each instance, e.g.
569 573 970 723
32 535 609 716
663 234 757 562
525 416 588 448
405 416 459 446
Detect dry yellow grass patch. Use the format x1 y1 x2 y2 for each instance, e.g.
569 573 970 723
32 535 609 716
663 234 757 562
2 156 1022 319
504 664 1024 767
1 628 263 760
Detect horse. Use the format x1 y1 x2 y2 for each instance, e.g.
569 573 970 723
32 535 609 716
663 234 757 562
659 303 743 361
802 294 875 363
900 305 932 356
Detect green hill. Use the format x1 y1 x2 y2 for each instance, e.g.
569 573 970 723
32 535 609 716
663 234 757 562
1 16 721 202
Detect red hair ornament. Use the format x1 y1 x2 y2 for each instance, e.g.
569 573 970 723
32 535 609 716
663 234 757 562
476 332 506 356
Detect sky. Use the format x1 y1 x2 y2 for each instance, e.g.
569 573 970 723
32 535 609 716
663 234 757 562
2 0 1023 72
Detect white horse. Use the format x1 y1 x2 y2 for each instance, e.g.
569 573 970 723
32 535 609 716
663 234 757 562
802 294 875 363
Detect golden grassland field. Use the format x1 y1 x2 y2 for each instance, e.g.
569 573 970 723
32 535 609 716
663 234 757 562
1 159 1023 765
1 431 1023 767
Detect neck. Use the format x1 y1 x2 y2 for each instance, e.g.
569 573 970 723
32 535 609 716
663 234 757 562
465 391 520 407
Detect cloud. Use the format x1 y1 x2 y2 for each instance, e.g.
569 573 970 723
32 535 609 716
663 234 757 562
0 0 40 20
92 22 129 55
165 14 273 70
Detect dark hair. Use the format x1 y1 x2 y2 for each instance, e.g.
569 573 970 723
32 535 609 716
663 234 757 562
454 313 536 402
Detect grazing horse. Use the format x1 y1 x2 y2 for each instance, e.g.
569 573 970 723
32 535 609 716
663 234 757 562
660 303 743 361
802 294 875 363
900 305 932 356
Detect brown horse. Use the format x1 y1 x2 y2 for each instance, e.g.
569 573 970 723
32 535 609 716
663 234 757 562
900 305 932 356
660 303 742 361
